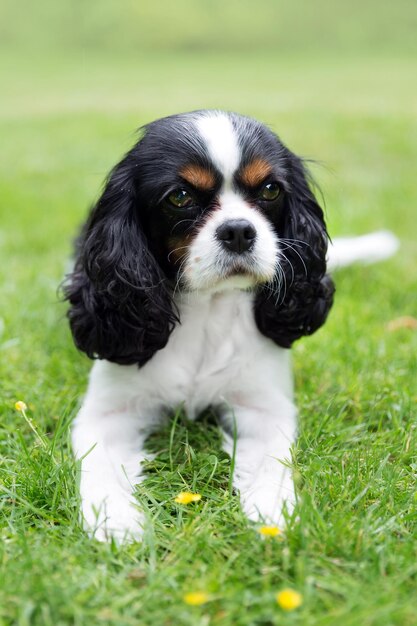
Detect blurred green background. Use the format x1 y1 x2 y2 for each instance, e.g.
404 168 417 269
2 0 417 54
1 0 416 244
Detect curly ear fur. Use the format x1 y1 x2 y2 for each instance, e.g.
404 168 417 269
65 153 178 366
254 157 335 347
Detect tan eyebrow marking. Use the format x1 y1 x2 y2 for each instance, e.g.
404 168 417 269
179 164 216 191
240 159 272 187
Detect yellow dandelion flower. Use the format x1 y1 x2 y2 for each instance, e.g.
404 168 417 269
174 492 202 504
276 588 303 611
15 401 27 412
183 591 209 606
258 525 281 538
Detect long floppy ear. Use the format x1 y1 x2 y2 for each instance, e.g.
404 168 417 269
65 152 178 366
254 157 335 348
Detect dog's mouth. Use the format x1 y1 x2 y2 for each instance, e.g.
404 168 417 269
224 264 250 276
179 249 277 292
217 260 274 290
221 254 273 280
220 256 254 277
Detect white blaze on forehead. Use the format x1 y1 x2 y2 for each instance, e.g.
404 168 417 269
195 112 241 183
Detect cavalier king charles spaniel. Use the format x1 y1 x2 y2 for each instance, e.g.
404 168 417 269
65 110 398 541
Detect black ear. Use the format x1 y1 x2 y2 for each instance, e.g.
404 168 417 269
254 157 335 348
65 151 178 366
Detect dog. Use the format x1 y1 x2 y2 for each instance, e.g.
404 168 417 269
65 110 398 541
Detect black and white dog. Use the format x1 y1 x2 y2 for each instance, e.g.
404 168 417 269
65 110 397 541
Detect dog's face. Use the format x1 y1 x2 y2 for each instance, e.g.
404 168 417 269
138 112 285 292
66 111 335 365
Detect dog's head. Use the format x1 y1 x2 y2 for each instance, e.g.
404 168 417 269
66 110 334 365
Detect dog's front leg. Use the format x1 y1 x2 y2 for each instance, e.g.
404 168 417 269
221 397 297 527
72 404 154 542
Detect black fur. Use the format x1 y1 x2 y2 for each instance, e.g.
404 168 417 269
230 112 335 348
65 110 334 366
254 154 335 348
65 150 178 366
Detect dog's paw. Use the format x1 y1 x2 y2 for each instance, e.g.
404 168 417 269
239 479 296 527
81 493 144 543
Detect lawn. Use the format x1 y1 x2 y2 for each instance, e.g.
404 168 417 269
1 2 417 624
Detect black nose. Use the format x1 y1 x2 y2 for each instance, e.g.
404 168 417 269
216 219 256 254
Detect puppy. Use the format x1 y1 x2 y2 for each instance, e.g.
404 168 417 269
65 110 396 541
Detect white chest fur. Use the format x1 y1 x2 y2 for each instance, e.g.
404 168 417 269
74 288 297 541
152 289 265 417
87 289 293 420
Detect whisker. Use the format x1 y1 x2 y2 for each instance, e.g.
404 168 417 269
281 242 308 277
279 251 295 288
172 255 189 297
279 237 311 250
170 218 198 234
167 245 190 262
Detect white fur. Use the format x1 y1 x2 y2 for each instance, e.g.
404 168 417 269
184 190 279 291
328 231 399 271
73 289 297 541
195 112 240 184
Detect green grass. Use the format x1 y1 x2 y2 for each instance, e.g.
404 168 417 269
1 1 417 624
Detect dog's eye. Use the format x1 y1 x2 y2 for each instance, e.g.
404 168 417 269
168 189 194 208
258 182 280 201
